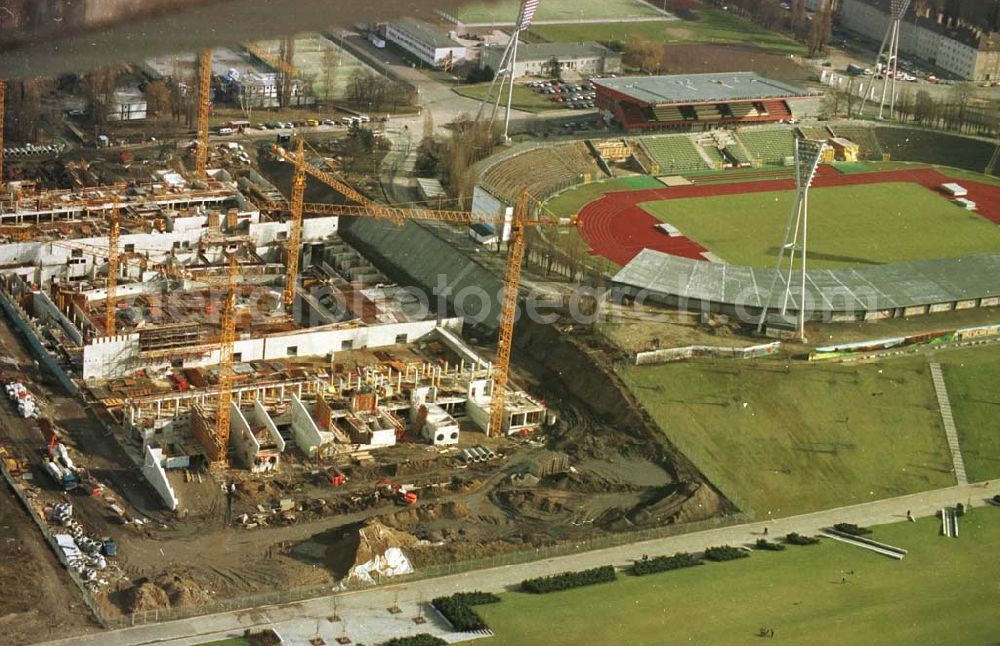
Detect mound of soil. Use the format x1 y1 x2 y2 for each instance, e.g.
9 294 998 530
125 581 169 613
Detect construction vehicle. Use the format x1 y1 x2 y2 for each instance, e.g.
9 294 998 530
0 446 27 476
377 478 418 505
44 458 78 491
269 140 577 437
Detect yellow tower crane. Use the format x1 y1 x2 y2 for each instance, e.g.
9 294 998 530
283 139 307 307
57 236 241 465
270 142 576 436
105 197 121 336
0 80 6 189
195 50 213 180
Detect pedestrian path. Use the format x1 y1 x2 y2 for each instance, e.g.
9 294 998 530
929 362 968 485
43 481 1000 646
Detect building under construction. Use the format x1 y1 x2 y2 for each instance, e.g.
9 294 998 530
0 171 545 510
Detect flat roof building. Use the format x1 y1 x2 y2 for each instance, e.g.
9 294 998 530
480 41 621 79
385 17 466 68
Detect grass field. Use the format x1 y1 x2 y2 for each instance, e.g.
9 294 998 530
936 345 1000 483
621 357 955 517
528 9 804 56
478 511 1000 645
450 0 666 24
543 176 663 216
452 82 561 113
638 183 1000 269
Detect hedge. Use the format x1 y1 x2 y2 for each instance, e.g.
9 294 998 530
430 591 499 631
520 565 617 593
381 635 447 646
632 552 703 576
754 538 786 551
784 532 820 545
703 545 750 562
833 523 872 536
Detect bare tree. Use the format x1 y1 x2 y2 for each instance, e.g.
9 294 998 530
85 67 119 128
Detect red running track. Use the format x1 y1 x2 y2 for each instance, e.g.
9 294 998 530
579 166 1000 267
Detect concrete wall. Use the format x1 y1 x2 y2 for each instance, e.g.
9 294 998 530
31 290 83 345
229 402 257 470
142 446 179 511
290 394 325 456
81 333 140 379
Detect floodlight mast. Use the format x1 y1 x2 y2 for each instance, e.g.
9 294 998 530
757 139 826 341
476 0 540 141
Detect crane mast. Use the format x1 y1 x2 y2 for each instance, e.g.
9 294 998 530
212 255 239 466
284 139 306 307
105 199 121 336
488 193 528 437
195 50 212 180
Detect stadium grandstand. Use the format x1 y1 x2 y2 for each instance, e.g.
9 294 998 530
594 72 820 132
638 136 709 174
478 142 605 202
827 125 883 160
733 128 797 165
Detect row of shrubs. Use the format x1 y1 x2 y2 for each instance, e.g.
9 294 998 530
785 532 821 545
704 545 751 561
382 635 446 646
521 565 617 594
755 539 786 551
430 591 499 632
632 552 702 576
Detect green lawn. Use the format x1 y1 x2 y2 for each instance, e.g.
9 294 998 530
478 511 1000 645
543 176 662 216
936 345 1000 482
450 0 665 23
529 9 804 56
452 82 561 113
621 357 955 517
638 182 1000 269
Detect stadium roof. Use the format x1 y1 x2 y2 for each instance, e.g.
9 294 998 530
593 72 814 106
613 249 1000 313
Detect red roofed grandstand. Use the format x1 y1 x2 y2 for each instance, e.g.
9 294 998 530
594 72 820 132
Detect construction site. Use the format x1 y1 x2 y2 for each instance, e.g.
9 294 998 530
0 43 719 636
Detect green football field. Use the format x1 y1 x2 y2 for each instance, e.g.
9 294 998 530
638 182 1000 269
620 357 956 517
450 0 666 23
478 511 1000 645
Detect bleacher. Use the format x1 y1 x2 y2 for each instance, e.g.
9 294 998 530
479 142 602 202
829 125 883 160
797 125 832 141
736 129 796 165
873 127 997 172
652 106 686 122
639 136 711 173
728 103 760 118
726 144 752 165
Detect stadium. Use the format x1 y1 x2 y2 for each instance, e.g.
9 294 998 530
472 108 1000 326
592 72 822 132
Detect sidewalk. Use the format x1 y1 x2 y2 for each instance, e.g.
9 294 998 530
43 481 1000 646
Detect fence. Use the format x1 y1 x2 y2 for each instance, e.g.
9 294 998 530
636 342 782 365
115 510 750 628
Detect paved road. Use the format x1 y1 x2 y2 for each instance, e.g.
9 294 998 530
43 481 1000 646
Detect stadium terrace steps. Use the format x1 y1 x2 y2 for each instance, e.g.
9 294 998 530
638 136 710 174
480 142 602 202
929 362 968 486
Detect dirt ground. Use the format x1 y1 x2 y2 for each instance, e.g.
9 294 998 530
661 42 813 86
0 484 101 645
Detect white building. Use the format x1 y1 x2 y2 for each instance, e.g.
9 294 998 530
480 41 622 79
385 18 467 68
838 0 1000 81
108 87 147 121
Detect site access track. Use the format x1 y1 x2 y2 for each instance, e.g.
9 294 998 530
43 481 1000 646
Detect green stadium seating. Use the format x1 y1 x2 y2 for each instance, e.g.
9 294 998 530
639 136 711 173
736 129 796 165
873 127 995 172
